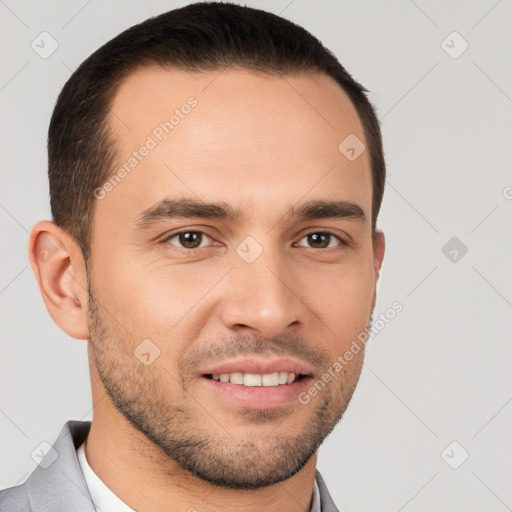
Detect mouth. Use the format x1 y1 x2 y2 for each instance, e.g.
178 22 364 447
202 371 309 387
200 371 313 414
198 358 315 410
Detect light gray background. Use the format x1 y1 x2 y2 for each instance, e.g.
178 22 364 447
1 1 511 510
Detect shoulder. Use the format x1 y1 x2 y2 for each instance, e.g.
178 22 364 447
0 420 93 512
0 484 31 511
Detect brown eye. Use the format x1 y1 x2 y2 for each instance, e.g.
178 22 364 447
297 232 344 250
164 231 212 250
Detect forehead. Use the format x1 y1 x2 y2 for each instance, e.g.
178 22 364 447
98 66 371 231
109 65 364 147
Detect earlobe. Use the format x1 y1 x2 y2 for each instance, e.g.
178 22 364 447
28 220 90 340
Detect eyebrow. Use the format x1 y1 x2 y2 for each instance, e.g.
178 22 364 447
135 196 366 229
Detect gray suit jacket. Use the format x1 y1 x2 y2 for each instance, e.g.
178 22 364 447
0 420 340 512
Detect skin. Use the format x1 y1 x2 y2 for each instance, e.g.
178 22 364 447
29 67 385 512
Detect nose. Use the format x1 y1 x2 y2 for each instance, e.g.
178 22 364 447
218 248 302 340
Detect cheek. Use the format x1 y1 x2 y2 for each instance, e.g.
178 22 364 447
307 259 376 348
323 271 374 318
92 246 222 338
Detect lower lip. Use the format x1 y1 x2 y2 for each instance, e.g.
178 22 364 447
200 376 312 410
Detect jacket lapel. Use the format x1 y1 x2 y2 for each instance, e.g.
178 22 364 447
24 420 95 512
315 470 340 512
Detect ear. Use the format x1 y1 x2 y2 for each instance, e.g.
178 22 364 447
370 229 385 310
28 220 90 340
373 229 385 279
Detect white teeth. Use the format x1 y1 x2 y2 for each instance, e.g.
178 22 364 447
262 372 279 386
209 371 300 386
229 372 244 385
278 371 289 384
244 373 262 386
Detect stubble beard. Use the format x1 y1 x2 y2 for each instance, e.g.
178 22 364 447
86 278 365 489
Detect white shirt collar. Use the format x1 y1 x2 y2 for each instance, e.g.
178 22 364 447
77 440 135 512
77 441 321 512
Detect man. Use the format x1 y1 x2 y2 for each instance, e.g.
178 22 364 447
0 2 385 511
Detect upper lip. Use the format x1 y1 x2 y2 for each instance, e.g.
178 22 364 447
199 357 314 376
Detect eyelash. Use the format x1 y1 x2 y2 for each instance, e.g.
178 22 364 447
161 229 348 253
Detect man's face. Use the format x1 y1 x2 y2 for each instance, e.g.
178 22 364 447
86 67 383 488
